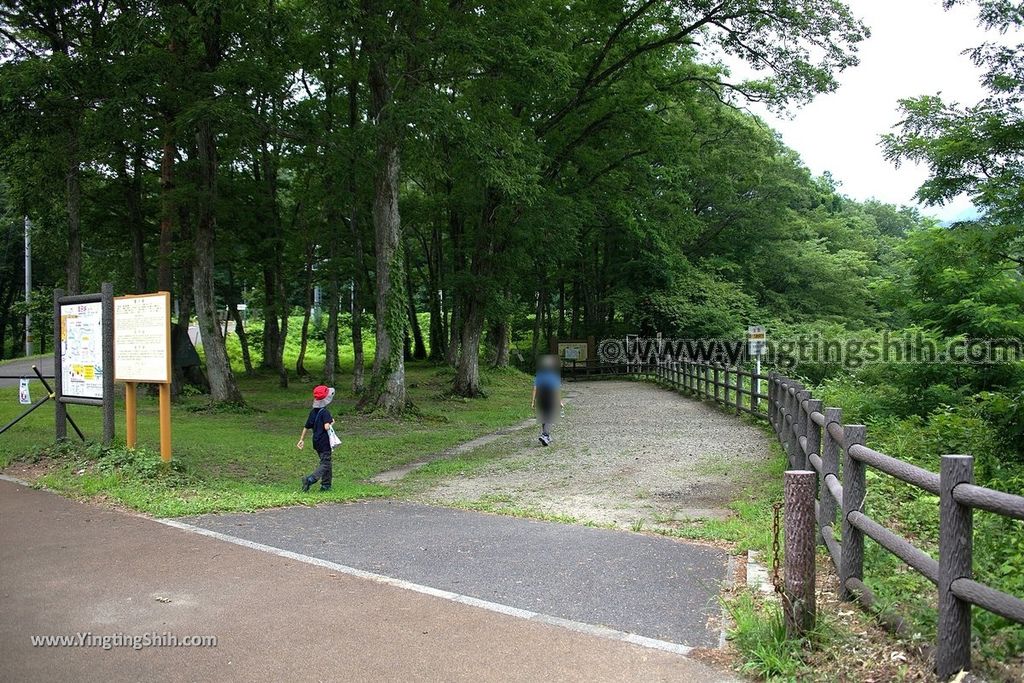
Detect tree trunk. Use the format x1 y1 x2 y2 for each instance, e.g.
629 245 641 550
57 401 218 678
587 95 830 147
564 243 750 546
157 122 175 293
531 289 543 360
296 240 314 378
445 205 463 367
453 187 499 397
492 319 509 368
347 58 366 393
228 302 253 376
124 146 147 293
558 279 566 337
261 267 280 370
454 297 485 396
406 252 426 360
324 260 340 385
193 119 243 405
350 277 364 392
65 130 82 294
227 266 253 376
426 222 445 361
359 29 406 413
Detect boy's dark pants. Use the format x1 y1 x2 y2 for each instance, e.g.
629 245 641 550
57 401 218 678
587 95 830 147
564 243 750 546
307 449 332 489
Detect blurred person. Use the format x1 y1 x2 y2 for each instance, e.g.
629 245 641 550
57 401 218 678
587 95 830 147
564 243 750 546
531 355 563 446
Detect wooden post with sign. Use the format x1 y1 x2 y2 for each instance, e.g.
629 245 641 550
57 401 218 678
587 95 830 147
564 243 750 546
114 292 172 462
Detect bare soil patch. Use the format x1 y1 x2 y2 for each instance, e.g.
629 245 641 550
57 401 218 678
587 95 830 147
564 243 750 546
409 380 774 530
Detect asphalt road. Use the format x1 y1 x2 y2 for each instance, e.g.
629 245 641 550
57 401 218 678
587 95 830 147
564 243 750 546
0 356 54 388
0 479 735 682
184 500 729 648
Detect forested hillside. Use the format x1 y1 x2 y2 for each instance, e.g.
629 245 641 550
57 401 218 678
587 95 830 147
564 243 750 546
0 0 875 402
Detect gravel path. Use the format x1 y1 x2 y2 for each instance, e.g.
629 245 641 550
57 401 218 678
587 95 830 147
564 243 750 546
411 380 774 530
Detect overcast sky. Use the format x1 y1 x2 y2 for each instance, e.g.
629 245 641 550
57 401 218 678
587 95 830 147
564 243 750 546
753 0 1015 222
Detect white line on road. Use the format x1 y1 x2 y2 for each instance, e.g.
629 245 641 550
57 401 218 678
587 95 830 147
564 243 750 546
155 517 697 658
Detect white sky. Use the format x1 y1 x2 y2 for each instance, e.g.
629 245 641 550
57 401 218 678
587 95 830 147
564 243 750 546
753 0 1015 221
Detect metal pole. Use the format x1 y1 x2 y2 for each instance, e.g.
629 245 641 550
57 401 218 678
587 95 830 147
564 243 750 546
53 289 67 441
24 216 33 355
754 355 761 411
101 282 115 446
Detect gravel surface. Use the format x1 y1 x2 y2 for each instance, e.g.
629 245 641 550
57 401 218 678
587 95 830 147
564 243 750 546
412 380 774 530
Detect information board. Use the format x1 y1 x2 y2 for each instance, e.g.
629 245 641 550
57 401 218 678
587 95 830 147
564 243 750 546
114 293 171 383
60 302 105 399
747 325 767 357
558 342 587 363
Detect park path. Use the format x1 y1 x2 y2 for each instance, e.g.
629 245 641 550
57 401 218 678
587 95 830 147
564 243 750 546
0 478 735 682
408 379 774 530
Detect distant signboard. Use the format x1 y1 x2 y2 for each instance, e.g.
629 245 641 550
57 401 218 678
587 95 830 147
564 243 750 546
114 293 171 383
60 302 105 399
558 342 587 363
747 325 767 357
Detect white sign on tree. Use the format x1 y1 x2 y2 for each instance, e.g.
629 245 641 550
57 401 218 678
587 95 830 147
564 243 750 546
114 293 171 383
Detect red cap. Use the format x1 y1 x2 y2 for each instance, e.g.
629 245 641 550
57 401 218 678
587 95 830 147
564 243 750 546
313 385 329 400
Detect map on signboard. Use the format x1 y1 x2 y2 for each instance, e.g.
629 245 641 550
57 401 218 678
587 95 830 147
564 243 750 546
114 293 171 383
60 302 105 399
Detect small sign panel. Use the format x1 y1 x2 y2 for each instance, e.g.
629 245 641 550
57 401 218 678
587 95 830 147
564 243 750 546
114 293 171 383
747 325 767 357
60 302 105 399
558 342 587 363
19 378 31 405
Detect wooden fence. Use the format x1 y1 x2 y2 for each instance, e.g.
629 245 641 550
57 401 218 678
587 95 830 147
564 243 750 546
585 357 1024 678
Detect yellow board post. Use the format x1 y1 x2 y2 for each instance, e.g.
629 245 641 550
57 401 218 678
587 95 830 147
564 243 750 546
125 381 137 448
158 383 171 463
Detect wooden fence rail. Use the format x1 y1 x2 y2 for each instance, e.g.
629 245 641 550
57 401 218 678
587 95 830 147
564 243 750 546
570 357 1024 677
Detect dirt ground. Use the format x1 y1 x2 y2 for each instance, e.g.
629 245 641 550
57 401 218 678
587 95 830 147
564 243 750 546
406 380 774 530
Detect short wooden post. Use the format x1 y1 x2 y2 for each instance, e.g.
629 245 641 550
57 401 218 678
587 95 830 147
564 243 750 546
784 470 817 636
735 368 743 414
704 364 711 398
840 424 866 601
723 366 731 405
937 454 974 679
820 407 842 530
713 365 721 403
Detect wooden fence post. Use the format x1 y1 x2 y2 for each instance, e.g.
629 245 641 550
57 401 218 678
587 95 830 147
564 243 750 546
804 398 823 539
783 381 797 467
795 390 811 470
937 454 974 679
735 368 743 414
785 470 818 637
724 366 731 405
713 365 721 403
820 407 842 532
704 364 711 399
840 424 867 601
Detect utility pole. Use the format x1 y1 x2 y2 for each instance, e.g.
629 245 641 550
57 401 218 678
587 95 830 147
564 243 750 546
24 216 33 356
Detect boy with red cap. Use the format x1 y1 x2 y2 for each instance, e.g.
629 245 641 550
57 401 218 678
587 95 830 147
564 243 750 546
297 385 337 492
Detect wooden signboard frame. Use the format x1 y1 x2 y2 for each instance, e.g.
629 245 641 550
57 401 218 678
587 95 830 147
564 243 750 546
114 291 172 462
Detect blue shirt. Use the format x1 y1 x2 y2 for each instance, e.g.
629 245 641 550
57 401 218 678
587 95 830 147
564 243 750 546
305 408 333 453
534 369 560 391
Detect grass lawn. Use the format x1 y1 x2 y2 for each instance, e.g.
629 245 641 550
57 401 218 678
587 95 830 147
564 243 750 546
0 358 533 517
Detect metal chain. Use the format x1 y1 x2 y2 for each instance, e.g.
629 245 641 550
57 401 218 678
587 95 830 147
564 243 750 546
771 501 783 594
